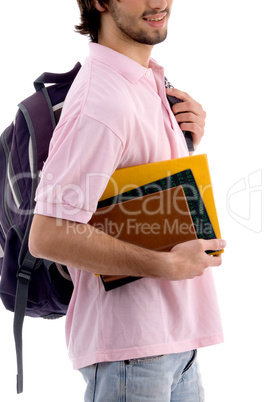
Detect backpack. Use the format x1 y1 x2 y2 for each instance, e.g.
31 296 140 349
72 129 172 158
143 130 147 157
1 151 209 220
0 62 81 394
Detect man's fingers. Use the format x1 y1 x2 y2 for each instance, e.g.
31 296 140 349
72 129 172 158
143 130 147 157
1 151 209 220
166 87 191 102
203 239 226 268
203 238 226 252
209 254 223 267
172 101 206 120
172 100 196 115
166 88 206 119
174 112 204 127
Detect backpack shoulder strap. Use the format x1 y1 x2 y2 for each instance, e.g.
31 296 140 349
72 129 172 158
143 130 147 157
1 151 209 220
14 251 37 394
33 62 81 91
19 88 55 174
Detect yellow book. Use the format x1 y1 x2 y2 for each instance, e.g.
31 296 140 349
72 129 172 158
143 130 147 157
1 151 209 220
100 154 222 251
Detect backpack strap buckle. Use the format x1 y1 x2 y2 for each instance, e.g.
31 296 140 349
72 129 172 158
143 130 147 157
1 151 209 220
17 268 32 283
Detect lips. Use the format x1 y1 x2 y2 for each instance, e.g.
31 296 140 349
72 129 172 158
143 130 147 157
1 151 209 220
143 13 167 28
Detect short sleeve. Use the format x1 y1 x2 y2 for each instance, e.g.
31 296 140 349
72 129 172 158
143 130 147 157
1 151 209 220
34 114 123 223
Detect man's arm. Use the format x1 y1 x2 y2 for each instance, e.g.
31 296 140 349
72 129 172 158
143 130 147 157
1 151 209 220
29 214 226 281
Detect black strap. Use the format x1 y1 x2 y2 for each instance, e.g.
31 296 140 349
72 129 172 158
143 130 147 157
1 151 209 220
166 94 194 153
13 251 37 394
34 62 81 92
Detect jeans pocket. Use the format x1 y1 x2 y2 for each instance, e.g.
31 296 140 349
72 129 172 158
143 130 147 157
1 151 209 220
181 349 197 375
125 354 165 365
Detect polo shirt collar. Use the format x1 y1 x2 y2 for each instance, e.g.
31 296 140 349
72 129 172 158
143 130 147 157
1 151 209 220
88 42 164 84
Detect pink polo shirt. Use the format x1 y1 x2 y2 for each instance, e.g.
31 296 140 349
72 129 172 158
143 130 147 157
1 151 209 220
35 43 223 370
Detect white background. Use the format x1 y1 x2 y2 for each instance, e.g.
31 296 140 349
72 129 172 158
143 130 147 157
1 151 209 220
0 1 266 401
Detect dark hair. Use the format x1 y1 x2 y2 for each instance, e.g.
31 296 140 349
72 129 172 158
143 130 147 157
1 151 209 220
75 0 108 42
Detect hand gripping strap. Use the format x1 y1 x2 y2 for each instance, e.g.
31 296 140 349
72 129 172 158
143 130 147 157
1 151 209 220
165 77 194 153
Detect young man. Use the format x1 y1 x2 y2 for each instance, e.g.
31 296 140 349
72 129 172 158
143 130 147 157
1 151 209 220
29 1 226 400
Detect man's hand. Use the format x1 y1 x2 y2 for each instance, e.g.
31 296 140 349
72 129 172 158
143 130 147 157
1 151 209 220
163 238 226 281
166 88 206 151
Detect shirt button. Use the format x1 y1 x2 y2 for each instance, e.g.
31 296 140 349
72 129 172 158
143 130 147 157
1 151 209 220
145 70 150 77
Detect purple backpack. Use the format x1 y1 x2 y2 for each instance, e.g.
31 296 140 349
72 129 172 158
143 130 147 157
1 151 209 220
0 62 81 393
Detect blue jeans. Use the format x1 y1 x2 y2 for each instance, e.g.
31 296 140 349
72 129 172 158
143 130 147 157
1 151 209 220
79 350 205 401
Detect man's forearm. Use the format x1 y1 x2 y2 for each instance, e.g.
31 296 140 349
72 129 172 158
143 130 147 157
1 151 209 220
29 214 225 281
29 214 165 279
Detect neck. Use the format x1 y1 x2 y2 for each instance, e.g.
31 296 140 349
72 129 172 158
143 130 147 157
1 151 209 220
98 36 153 68
98 16 153 68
